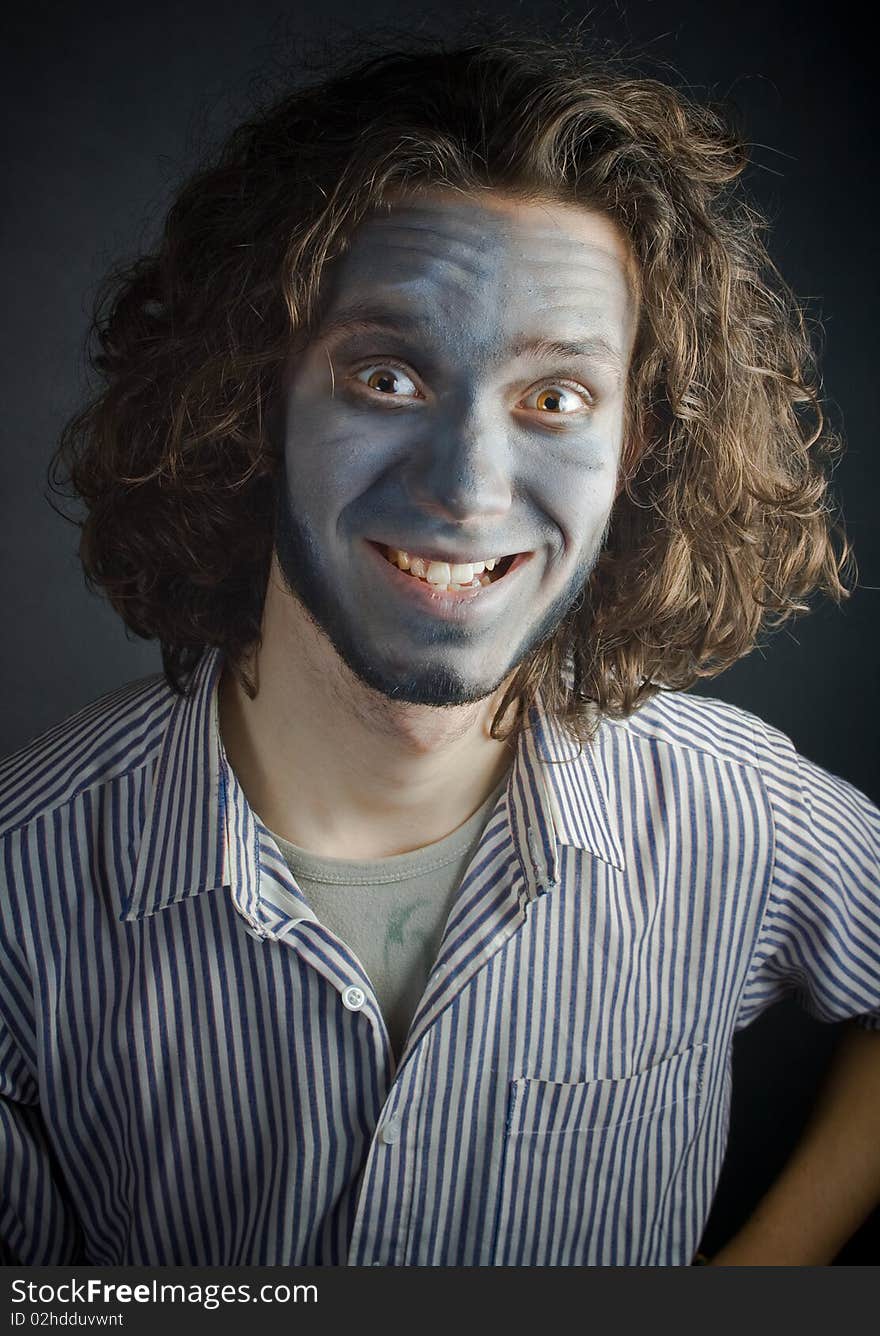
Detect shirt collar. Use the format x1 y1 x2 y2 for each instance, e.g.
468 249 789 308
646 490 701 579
121 648 228 921
120 648 624 923
510 685 626 904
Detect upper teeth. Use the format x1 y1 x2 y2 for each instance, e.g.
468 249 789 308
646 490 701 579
388 548 500 583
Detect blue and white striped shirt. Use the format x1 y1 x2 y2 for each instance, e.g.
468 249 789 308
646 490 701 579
1 647 878 1266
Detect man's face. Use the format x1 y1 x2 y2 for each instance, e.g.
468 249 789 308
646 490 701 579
275 190 636 707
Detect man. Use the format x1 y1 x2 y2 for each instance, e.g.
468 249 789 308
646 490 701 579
1 39 878 1267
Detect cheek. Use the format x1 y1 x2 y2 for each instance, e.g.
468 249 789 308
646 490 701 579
538 457 619 559
282 401 383 497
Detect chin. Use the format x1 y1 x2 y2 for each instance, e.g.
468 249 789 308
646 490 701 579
337 645 508 709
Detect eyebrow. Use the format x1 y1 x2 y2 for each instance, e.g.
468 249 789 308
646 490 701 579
315 303 625 375
314 303 427 345
509 335 624 376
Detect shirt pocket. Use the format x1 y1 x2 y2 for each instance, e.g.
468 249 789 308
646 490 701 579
491 1042 708 1266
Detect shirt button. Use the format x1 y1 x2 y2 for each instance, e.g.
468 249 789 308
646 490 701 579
380 1116 402 1145
341 985 366 1011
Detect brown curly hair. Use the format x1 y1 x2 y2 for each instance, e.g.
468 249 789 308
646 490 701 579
50 33 853 746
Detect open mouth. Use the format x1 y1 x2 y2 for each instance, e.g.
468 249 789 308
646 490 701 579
375 544 519 592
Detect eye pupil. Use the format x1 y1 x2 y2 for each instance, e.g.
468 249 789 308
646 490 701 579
368 370 398 393
538 389 563 412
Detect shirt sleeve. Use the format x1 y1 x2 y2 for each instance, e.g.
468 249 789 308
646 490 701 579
737 717 880 1033
0 840 84 1264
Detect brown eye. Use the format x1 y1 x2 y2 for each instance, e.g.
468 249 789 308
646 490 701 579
355 365 419 398
522 382 591 415
367 370 399 393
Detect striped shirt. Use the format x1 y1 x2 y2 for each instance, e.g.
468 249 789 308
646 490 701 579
1 647 878 1266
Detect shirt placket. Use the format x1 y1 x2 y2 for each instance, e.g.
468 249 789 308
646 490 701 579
346 813 557 1264
346 1027 431 1265
271 905 428 1268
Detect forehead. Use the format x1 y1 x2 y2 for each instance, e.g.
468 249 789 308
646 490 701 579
315 190 638 348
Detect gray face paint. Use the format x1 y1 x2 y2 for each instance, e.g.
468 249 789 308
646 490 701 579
275 193 635 707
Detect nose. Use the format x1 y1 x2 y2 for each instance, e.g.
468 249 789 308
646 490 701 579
403 401 513 524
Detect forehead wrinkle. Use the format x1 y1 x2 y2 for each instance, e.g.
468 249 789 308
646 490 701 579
334 254 625 327
500 241 631 287
356 210 502 253
365 216 625 286
377 191 636 275
347 233 500 293
517 250 629 273
350 202 631 298
525 294 628 325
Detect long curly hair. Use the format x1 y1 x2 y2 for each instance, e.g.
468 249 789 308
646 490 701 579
50 34 853 746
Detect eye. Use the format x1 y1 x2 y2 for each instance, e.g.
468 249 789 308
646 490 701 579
520 382 592 415
353 364 421 400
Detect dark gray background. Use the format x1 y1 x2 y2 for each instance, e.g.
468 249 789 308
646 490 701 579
3 0 878 1261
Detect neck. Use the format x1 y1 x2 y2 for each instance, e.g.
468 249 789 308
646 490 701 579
218 564 517 859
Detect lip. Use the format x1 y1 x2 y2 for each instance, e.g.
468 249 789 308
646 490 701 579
362 540 534 617
369 541 515 567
